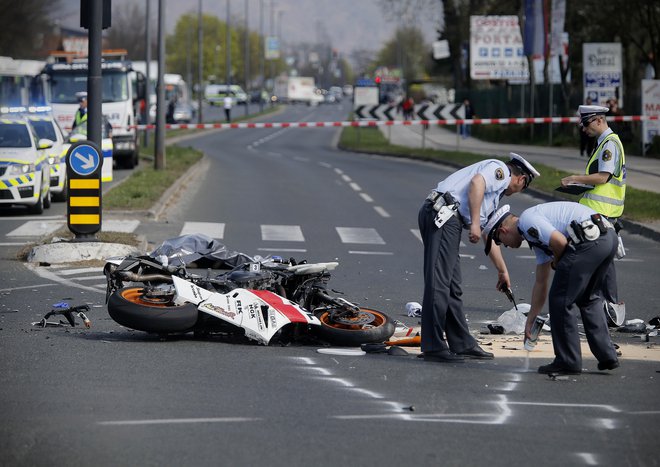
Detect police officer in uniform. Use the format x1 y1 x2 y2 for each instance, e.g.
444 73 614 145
418 153 540 362
72 92 88 132
561 105 626 322
483 201 620 375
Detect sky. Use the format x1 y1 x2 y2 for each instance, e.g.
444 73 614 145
55 0 442 57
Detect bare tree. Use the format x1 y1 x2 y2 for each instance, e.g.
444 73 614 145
0 0 60 58
104 2 149 60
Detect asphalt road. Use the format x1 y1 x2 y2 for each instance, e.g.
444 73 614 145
1 103 659 466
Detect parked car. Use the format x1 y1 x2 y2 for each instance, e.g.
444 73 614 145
0 112 52 213
25 110 67 201
204 84 248 105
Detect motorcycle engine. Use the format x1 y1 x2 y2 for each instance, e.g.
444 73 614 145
226 270 272 288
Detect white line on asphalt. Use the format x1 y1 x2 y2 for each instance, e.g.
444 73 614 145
180 221 225 239
373 206 390 218
0 283 57 293
257 247 307 253
75 275 107 281
359 193 374 203
507 402 621 412
0 242 29 246
334 168 344 175
348 250 394 255
347 387 385 399
336 227 385 244
0 215 63 221
98 417 261 426
261 224 305 242
593 418 617 429
26 264 105 294
57 267 102 276
575 453 598 465
348 182 361 191
411 229 422 242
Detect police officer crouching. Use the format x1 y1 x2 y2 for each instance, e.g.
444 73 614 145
418 153 540 363
483 201 620 375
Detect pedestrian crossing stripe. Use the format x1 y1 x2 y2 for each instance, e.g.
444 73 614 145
179 222 225 239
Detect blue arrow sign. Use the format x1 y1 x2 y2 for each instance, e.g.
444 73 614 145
69 144 100 176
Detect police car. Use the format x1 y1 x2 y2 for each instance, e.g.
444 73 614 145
25 108 67 201
0 108 52 213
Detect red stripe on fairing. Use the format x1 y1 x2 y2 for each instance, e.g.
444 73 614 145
249 290 310 323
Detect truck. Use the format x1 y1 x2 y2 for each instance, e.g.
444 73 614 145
0 56 45 107
273 76 317 105
39 50 146 169
132 61 195 123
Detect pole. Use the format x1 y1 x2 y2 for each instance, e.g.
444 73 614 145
144 0 151 147
87 0 102 147
197 0 203 124
259 0 264 112
226 0 231 87
244 0 250 115
155 0 165 170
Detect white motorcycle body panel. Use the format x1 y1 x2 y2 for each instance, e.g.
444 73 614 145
173 276 320 345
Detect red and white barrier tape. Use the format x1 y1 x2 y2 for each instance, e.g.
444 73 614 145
132 114 660 131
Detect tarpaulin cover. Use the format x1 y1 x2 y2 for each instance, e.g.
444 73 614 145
149 234 254 268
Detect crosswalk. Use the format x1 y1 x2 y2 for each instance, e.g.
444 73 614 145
2 217 419 252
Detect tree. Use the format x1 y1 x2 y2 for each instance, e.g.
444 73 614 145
104 2 149 60
0 0 60 58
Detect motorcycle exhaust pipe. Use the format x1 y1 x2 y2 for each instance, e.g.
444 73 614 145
118 271 174 283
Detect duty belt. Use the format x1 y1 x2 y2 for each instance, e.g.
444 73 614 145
567 215 614 245
426 190 463 226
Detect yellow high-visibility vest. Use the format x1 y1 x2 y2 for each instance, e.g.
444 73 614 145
580 132 626 218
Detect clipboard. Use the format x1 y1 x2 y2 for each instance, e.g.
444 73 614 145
555 183 594 195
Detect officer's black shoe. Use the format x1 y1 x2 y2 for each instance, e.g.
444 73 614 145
597 359 620 371
538 361 582 375
456 345 494 360
419 350 465 363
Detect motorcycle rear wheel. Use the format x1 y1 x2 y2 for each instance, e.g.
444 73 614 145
313 307 395 346
108 287 199 334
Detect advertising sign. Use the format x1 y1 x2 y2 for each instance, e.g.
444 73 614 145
470 16 528 80
642 80 660 153
583 42 623 107
265 36 280 60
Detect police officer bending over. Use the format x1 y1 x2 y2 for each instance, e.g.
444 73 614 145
418 153 540 363
483 201 620 375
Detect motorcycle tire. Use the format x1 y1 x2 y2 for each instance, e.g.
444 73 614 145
107 287 199 334
313 307 395 346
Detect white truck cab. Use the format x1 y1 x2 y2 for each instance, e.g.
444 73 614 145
40 51 146 169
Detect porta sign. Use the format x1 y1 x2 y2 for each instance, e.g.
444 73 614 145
66 141 102 238
470 16 528 80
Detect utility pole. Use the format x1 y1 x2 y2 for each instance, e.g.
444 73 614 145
259 0 264 112
244 0 250 115
155 0 165 169
226 0 231 86
144 0 151 147
197 0 204 124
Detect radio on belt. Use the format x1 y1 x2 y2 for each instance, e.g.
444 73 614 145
434 192 460 228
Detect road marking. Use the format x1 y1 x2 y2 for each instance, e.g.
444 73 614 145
56 267 102 276
257 247 307 253
98 417 261 426
0 242 30 246
341 174 352 182
25 263 104 294
348 250 393 255
102 219 140 233
261 224 305 242
373 206 390 218
336 227 385 244
349 182 361 191
359 193 373 203
179 221 225 239
411 229 422 242
0 283 57 293
575 453 598 465
7 220 65 237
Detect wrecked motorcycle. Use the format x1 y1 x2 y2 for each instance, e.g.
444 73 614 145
103 236 395 346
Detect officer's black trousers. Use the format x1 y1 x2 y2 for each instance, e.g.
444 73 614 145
418 200 476 354
548 229 619 370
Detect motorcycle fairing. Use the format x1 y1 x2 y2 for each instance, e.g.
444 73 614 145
173 276 319 345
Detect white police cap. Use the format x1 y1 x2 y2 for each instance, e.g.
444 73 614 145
483 204 512 255
578 104 609 117
509 152 540 179
75 91 88 101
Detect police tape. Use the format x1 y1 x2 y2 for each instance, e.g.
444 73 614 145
131 114 660 131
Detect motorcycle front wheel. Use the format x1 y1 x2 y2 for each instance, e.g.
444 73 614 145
107 287 199 334
313 307 395 346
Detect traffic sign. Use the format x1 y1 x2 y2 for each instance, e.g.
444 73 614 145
66 141 103 239
69 143 101 176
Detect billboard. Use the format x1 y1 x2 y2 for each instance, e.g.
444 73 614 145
470 16 528 80
583 42 623 107
642 80 660 153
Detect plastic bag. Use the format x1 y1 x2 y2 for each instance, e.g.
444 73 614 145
495 306 528 334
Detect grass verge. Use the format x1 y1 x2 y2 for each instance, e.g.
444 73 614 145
339 126 660 222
